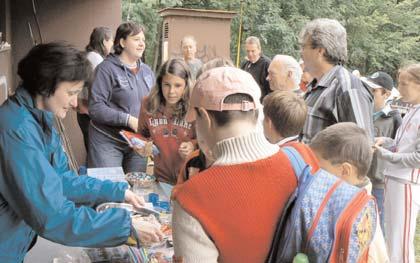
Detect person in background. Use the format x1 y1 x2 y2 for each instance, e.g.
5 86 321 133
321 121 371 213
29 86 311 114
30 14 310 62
299 18 374 143
78 26 113 154
362 71 402 233
299 59 313 93
181 35 202 79
0 43 162 262
135 58 196 185
266 55 302 94
375 63 420 263
262 90 307 146
241 36 271 101
310 122 388 263
89 22 154 173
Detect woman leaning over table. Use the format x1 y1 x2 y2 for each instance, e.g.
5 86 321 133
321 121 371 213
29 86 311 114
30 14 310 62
0 42 162 263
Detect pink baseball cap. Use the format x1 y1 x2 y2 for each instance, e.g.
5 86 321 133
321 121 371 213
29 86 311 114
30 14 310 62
185 67 262 122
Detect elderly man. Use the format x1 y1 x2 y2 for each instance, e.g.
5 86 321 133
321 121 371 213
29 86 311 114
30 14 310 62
181 35 202 79
267 55 302 93
241 36 271 100
299 18 374 143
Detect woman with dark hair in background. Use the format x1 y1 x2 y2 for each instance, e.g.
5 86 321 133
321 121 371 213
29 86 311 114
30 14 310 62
78 26 113 154
0 42 162 262
88 22 154 173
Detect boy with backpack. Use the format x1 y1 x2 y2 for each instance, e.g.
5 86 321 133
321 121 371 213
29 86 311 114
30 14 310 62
310 122 388 263
362 71 402 232
262 90 307 146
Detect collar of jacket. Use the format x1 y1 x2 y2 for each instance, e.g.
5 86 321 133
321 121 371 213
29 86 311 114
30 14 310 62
14 87 55 139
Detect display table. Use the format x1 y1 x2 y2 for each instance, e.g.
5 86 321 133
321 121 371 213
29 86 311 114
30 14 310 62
24 182 174 263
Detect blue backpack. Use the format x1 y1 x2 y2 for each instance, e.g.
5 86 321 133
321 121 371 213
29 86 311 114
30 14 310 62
266 146 378 263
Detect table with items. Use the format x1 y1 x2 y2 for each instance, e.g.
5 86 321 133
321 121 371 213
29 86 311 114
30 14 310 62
26 168 174 263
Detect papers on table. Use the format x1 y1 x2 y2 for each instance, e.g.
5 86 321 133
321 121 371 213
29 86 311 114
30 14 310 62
87 167 126 183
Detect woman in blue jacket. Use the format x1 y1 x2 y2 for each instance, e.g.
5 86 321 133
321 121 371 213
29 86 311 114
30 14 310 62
0 43 162 262
88 22 154 173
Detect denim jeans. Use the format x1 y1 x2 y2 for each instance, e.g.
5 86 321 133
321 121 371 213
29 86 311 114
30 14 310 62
372 187 385 234
88 125 147 173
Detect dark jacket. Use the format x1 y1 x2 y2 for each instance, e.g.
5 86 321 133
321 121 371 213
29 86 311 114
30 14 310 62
241 55 271 100
89 54 155 138
368 106 402 188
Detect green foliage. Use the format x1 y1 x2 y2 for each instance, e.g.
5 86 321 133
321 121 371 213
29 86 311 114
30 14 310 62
122 0 419 78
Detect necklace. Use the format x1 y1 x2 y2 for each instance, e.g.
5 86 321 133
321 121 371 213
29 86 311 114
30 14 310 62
124 62 137 69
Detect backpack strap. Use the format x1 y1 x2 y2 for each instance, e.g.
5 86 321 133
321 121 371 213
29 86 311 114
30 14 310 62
283 146 311 182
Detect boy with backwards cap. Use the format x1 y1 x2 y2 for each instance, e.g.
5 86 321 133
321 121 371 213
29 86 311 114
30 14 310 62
171 67 318 262
362 71 402 232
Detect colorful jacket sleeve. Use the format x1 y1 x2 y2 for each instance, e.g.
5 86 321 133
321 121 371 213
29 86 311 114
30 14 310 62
51 130 128 206
89 65 130 127
0 129 131 247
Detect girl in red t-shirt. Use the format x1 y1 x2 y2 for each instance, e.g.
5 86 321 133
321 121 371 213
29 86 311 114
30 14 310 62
135 58 196 185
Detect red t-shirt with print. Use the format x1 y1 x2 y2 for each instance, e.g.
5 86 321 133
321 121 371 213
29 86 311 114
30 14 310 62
138 97 196 184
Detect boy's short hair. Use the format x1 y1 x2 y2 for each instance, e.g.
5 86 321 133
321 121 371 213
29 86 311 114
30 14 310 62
186 67 262 127
309 122 373 178
263 91 307 138
204 93 259 127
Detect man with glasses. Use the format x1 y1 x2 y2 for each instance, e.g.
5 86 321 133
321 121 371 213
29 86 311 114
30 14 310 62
299 18 374 143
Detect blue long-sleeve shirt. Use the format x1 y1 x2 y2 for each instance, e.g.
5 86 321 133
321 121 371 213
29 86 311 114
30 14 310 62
0 88 132 262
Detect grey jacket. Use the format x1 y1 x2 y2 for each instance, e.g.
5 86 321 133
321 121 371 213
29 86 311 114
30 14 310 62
89 54 155 138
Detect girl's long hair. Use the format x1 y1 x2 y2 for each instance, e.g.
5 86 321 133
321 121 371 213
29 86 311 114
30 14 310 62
146 58 193 119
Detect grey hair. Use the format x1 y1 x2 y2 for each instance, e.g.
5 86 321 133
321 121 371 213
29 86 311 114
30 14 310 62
181 35 197 47
273 55 303 87
245 36 261 49
299 18 347 65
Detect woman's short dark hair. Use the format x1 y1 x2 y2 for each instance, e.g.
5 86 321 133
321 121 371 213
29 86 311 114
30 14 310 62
113 22 144 55
86 26 113 57
17 42 93 97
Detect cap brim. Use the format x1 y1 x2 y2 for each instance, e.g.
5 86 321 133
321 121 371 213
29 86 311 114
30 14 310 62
361 77 381 89
185 106 197 122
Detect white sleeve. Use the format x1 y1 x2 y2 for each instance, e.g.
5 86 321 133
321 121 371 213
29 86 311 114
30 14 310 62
368 223 389 263
87 52 104 69
172 201 219 263
377 133 420 168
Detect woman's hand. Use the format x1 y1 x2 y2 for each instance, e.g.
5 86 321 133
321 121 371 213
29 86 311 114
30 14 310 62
178 142 194 160
374 137 386 147
124 190 145 209
132 217 164 245
128 116 139 132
